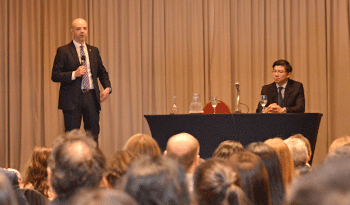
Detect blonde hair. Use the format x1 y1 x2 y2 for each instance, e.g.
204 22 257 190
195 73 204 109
265 138 294 189
329 135 350 153
123 133 161 158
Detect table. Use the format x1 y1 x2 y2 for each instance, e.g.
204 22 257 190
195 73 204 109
144 113 322 160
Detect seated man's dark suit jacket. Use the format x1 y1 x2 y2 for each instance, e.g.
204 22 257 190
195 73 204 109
51 41 111 111
256 79 305 113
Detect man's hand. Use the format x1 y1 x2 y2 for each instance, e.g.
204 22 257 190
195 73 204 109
100 88 110 102
264 103 283 113
75 66 87 77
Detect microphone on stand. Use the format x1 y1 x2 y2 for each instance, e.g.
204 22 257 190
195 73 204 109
235 82 241 113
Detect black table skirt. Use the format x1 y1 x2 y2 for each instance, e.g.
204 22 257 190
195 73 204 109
144 113 322 160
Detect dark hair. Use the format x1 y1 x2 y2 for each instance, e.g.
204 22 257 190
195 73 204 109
246 142 285 205
70 188 138 205
272 59 292 73
0 172 19 205
213 140 245 159
120 156 190 205
106 150 139 187
22 146 52 197
48 130 106 199
226 151 271 205
194 158 248 205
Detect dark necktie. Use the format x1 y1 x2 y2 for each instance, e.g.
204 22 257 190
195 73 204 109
278 87 284 107
80 45 90 89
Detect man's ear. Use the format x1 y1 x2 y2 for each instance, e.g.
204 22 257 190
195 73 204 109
194 155 200 166
164 150 167 156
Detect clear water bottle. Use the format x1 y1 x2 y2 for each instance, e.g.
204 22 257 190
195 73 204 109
189 93 203 114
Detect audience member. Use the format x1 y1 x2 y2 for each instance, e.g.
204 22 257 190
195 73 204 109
328 135 350 153
119 156 190 205
22 146 53 198
47 130 106 205
289 134 312 166
194 158 248 205
0 168 28 205
284 138 309 172
164 133 200 194
71 188 138 205
324 144 350 163
264 138 294 191
246 142 285 205
0 172 19 205
213 140 245 159
6 169 23 188
226 151 271 205
105 150 139 188
286 156 350 205
122 133 161 158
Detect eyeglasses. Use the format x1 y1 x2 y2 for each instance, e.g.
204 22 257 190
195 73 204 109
272 70 286 74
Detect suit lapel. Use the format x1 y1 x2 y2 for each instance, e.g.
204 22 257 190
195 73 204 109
284 80 293 105
68 41 80 66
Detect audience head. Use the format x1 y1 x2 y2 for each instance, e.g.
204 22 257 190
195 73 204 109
71 188 138 205
194 158 248 205
123 133 161 158
329 135 350 153
325 144 350 163
226 151 271 205
289 134 312 163
164 132 200 173
284 138 308 168
286 156 350 205
48 130 106 200
105 150 139 188
264 138 294 189
22 146 52 197
213 140 245 159
0 172 18 205
120 155 190 205
246 142 285 205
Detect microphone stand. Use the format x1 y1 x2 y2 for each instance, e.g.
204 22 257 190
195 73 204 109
235 89 241 113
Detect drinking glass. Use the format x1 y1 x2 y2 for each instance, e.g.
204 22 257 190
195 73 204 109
171 96 178 114
260 95 267 113
211 97 219 114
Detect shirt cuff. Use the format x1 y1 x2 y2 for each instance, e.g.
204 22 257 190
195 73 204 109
72 71 76 80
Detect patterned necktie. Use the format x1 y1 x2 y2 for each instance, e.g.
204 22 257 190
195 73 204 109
80 45 90 89
278 87 284 107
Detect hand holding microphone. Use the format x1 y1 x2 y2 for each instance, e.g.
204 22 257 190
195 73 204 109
75 55 87 77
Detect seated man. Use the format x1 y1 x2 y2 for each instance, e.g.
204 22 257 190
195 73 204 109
256 59 305 113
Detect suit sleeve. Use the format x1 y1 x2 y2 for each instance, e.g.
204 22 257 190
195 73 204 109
96 48 111 89
51 47 75 84
286 83 305 113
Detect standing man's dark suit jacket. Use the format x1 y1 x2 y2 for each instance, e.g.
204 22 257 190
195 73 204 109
256 79 305 113
51 41 111 111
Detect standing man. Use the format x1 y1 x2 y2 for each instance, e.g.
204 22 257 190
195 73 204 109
52 18 112 143
256 59 305 113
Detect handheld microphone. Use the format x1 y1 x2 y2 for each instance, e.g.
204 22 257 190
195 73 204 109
81 55 86 66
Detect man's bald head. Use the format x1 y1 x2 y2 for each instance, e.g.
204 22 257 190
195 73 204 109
71 18 88 44
165 133 200 172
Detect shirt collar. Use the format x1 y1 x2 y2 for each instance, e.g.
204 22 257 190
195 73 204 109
276 81 288 89
73 39 86 49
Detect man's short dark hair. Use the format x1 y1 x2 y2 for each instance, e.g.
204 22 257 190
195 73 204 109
273 59 292 73
48 130 106 199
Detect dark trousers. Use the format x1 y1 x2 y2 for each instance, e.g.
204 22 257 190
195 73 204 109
63 92 100 143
